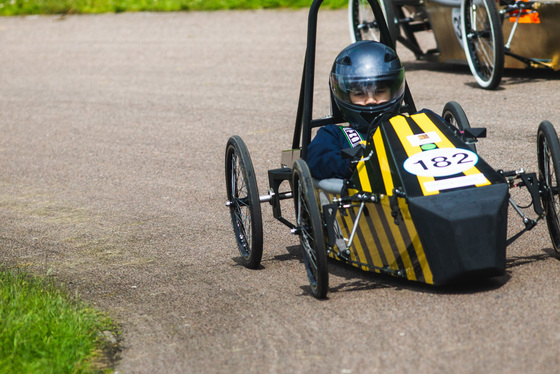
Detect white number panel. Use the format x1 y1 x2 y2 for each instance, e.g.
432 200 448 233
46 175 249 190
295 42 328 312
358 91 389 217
403 148 478 177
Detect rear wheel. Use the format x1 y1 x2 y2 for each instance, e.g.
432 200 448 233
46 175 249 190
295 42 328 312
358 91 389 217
225 136 263 268
292 159 328 299
537 121 560 255
442 101 477 153
461 0 504 89
349 0 398 43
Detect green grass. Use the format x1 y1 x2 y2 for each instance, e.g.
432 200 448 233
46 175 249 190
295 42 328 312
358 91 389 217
0 0 348 15
0 267 118 374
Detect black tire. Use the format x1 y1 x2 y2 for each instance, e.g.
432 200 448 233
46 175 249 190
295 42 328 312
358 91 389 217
225 136 263 269
349 0 398 44
461 0 504 90
292 159 328 299
442 101 477 153
537 121 560 255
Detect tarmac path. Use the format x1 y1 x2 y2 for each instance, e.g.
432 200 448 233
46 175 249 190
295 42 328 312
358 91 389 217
1 8 560 373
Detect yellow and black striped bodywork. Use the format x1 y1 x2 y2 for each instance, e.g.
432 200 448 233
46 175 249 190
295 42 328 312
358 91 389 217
318 110 509 285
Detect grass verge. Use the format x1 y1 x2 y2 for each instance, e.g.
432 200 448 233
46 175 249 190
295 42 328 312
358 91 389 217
0 0 348 16
0 267 119 373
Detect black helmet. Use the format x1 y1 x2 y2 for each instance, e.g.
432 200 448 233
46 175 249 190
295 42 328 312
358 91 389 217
330 41 405 133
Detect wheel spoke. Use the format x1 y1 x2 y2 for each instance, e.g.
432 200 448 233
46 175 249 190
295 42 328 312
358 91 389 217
357 0 380 41
466 4 495 81
233 205 251 246
475 39 495 73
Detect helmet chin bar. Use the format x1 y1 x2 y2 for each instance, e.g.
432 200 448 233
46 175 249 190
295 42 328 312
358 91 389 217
361 111 379 124
339 99 402 133
349 113 375 133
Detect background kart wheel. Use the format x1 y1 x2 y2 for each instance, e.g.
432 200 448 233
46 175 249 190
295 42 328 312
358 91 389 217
442 101 477 153
537 121 560 255
349 0 397 44
461 0 504 90
292 159 328 299
225 136 263 269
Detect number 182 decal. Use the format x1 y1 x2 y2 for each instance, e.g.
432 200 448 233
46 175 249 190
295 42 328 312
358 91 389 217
403 148 478 177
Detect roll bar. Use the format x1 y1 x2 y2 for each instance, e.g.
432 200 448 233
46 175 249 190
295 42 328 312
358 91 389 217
292 0 416 160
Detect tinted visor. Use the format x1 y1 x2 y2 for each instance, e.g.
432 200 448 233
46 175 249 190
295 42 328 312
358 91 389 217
331 69 405 109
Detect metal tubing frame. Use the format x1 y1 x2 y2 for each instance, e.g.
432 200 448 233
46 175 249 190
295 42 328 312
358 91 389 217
291 0 416 160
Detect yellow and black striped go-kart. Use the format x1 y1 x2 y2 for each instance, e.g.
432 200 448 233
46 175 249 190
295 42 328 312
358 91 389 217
224 0 560 299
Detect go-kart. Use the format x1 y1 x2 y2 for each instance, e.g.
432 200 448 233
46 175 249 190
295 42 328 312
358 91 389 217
225 0 560 298
349 0 560 89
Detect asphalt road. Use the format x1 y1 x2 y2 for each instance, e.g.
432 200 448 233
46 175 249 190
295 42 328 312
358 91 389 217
1 8 560 374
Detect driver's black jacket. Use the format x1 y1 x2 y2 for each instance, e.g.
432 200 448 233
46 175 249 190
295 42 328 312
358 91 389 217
306 124 366 180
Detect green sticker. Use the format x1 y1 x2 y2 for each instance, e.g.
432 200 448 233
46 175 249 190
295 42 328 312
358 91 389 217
421 143 437 150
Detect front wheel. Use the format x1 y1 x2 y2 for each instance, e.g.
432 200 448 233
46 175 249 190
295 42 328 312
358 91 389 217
349 0 397 43
225 136 263 269
461 0 504 89
442 101 477 153
292 159 328 299
537 121 560 256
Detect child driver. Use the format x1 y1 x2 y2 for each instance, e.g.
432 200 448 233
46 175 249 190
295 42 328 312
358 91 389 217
306 40 405 180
